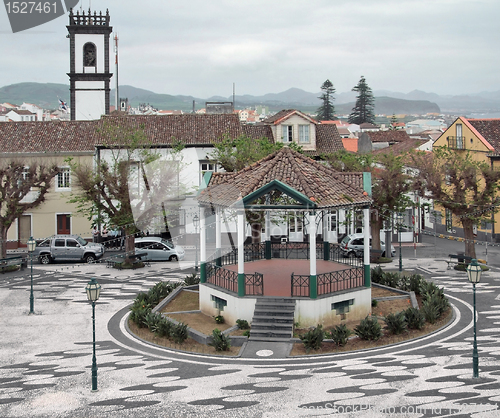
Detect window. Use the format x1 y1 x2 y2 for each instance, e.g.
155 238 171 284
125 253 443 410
283 125 293 142
66 239 79 248
289 214 303 233
57 167 71 189
83 43 97 67
200 161 216 185
332 299 354 320
211 295 227 312
299 125 310 143
54 239 65 247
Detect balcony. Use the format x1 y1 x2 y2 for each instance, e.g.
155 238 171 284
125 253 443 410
447 136 465 150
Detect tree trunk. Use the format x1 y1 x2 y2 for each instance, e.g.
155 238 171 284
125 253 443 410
461 217 476 259
370 210 383 251
124 234 136 263
0 226 7 259
251 223 262 244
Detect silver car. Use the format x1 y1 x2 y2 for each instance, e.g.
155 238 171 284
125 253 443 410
340 233 396 258
33 234 105 264
134 237 185 262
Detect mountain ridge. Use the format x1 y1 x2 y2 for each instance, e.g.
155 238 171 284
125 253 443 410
1 82 500 116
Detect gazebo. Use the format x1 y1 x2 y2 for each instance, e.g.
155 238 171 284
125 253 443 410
196 147 373 329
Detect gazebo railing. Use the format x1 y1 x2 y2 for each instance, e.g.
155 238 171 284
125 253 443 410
329 244 363 267
317 267 364 296
206 262 264 295
291 273 310 297
206 263 238 293
245 271 263 296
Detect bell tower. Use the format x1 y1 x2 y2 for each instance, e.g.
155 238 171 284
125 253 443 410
67 9 113 121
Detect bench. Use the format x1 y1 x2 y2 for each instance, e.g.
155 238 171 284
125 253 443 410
447 254 473 270
106 252 150 269
0 256 26 273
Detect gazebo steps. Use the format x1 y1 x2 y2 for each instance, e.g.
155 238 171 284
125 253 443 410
252 315 294 324
247 336 293 343
249 298 296 341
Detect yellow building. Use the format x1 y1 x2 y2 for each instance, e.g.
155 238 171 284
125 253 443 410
433 116 500 239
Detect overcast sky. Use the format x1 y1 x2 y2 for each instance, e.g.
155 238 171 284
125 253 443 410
0 0 498 98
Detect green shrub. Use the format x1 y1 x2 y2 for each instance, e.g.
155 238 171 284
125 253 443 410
129 305 150 328
404 307 425 330
384 312 407 335
153 317 173 338
408 274 425 295
236 319 250 329
242 330 250 337
371 266 384 283
143 311 162 332
371 299 378 307
300 325 325 353
383 272 401 288
329 324 351 346
209 328 232 351
354 316 382 341
215 315 225 324
172 322 189 344
421 300 440 324
183 273 200 286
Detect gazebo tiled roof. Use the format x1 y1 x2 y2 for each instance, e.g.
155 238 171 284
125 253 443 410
198 147 371 210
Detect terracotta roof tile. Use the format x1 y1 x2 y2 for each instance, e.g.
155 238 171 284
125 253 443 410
198 147 371 209
367 130 411 143
466 118 500 154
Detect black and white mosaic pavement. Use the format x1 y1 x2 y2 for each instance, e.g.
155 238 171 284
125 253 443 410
0 259 499 417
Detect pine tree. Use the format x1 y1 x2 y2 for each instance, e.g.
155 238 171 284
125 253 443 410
316 79 336 121
348 76 375 125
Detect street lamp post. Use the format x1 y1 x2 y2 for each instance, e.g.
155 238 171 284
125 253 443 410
467 259 481 378
27 236 36 314
85 278 101 391
398 213 403 272
193 214 199 272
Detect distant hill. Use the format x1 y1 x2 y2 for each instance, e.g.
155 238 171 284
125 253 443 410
1 82 500 116
0 82 69 109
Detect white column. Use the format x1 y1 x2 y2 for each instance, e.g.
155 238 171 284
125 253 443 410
363 207 370 267
215 208 221 264
200 209 206 264
309 212 317 276
237 210 245 275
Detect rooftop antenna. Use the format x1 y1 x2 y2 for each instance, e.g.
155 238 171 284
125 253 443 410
114 33 119 111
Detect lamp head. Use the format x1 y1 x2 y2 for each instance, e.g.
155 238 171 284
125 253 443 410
27 236 36 253
85 278 101 302
467 258 482 284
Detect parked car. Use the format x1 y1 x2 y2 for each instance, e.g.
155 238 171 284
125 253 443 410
340 233 396 258
134 237 185 261
33 235 105 264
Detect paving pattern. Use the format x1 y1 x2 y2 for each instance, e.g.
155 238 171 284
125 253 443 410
0 259 499 417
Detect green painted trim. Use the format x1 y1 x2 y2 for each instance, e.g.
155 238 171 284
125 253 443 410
215 248 221 267
200 262 207 283
238 273 245 297
242 179 317 209
197 171 213 196
309 275 317 299
364 264 371 287
323 241 330 261
363 172 372 197
265 240 272 260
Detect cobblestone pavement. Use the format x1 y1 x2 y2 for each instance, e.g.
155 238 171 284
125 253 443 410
0 258 499 418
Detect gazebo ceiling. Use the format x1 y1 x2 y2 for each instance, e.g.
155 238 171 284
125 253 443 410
197 147 372 210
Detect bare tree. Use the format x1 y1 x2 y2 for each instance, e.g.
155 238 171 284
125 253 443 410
412 147 500 258
0 161 59 258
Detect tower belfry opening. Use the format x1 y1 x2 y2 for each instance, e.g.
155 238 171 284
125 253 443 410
67 8 113 121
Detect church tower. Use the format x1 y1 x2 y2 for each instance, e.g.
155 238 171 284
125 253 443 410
67 9 113 121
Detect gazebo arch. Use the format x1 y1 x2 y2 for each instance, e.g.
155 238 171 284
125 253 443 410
197 147 373 329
